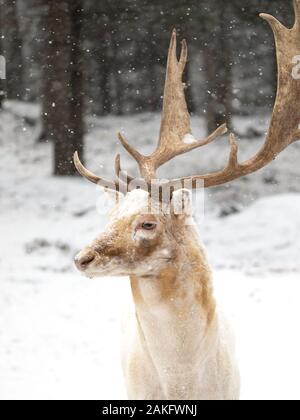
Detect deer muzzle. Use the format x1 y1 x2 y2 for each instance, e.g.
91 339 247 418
74 247 96 272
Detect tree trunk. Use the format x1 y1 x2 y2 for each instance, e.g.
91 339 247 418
100 33 112 115
112 37 123 115
0 0 24 99
69 0 84 161
146 25 159 112
203 2 233 134
0 79 5 108
0 45 6 107
43 0 84 175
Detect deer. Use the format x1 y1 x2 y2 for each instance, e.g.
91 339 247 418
73 1 300 400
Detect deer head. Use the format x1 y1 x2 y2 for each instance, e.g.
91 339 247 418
74 188 193 277
74 1 300 276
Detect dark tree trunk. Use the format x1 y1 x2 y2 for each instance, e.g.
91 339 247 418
100 34 112 115
0 55 6 107
203 2 233 134
0 79 5 108
40 3 52 144
83 10 104 117
112 38 123 115
43 0 84 176
0 0 24 100
146 25 160 112
69 1 84 160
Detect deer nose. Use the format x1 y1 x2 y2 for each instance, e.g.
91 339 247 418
74 250 96 271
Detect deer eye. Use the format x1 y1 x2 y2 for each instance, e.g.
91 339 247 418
141 222 157 231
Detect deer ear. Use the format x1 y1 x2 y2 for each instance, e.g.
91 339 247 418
171 189 193 217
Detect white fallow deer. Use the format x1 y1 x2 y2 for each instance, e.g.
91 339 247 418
74 1 300 400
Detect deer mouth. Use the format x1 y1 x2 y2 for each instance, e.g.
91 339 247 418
74 250 130 278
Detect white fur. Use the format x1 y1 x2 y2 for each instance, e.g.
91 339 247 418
116 189 149 218
76 188 240 400
122 275 240 400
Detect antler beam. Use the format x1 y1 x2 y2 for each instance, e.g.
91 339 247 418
74 152 124 192
75 1 300 196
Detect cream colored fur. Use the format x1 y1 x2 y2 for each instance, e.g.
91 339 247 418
75 189 240 400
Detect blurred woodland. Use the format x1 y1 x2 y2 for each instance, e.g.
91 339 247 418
0 0 294 175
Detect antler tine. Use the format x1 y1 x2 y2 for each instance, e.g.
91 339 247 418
117 132 154 180
74 152 122 192
226 133 239 170
183 123 228 153
114 153 152 193
179 39 188 73
157 29 191 151
114 153 135 184
118 30 228 182
117 132 144 163
259 13 287 36
114 153 121 177
294 0 300 27
146 122 228 173
168 29 180 68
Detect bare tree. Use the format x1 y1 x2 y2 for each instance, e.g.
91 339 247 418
69 0 84 159
203 0 233 133
43 0 84 175
0 79 5 108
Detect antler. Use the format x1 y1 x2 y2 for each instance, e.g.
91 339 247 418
117 29 228 181
75 1 300 195
161 1 300 189
74 152 125 192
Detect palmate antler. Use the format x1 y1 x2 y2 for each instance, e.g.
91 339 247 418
75 0 300 194
116 30 228 182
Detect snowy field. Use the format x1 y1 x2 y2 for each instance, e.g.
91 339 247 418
1 102 300 400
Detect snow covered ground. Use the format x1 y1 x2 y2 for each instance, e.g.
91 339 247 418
1 102 300 400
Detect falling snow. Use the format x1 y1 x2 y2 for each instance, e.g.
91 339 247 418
0 103 300 400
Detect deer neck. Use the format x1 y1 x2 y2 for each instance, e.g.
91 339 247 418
130 224 218 379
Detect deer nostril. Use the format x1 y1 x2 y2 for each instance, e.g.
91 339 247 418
75 252 96 271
